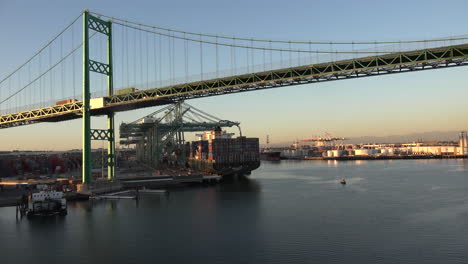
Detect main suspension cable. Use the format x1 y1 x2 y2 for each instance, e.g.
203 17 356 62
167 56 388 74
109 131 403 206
0 13 82 87
90 11 468 45
115 22 390 54
0 32 98 106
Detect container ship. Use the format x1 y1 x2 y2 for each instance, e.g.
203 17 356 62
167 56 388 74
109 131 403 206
187 128 260 176
260 135 281 161
260 150 281 161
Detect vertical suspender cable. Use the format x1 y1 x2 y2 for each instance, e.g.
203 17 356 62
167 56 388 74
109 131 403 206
146 32 149 89
184 33 188 82
167 31 173 85
251 39 254 72
49 45 52 104
374 41 378 62
139 29 143 88
38 50 42 105
17 71 20 111
72 23 76 98
200 35 203 80
154 33 157 86
233 37 236 75
158 35 162 87
61 35 64 99
28 59 31 108
246 44 249 74
263 46 266 71
230 39 234 76
316 48 319 64
216 36 219 78
297 49 300 66
269 41 273 70
329 43 333 62
186 34 189 81
280 48 283 68
172 31 175 84
133 28 137 86
8 78 11 111
126 25 129 88
121 25 125 89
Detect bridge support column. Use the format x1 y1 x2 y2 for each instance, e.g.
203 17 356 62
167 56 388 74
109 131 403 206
107 18 115 181
107 114 115 180
82 10 115 184
82 10 91 184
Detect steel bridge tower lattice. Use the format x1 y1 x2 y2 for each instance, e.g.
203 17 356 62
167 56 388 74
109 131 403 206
82 10 115 184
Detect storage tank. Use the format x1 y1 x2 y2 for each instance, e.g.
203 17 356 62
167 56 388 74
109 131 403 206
355 149 370 156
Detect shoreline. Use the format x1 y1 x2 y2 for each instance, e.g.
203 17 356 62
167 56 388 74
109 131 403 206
321 154 468 161
278 155 468 161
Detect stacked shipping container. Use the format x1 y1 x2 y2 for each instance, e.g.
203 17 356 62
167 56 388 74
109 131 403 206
188 136 260 175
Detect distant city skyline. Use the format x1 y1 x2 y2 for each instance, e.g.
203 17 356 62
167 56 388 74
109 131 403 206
1 0 468 150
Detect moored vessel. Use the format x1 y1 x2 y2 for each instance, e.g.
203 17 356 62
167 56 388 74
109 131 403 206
260 150 281 161
260 135 281 161
187 128 260 176
26 191 67 218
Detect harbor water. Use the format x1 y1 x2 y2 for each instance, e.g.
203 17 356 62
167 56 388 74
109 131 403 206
1 159 467 264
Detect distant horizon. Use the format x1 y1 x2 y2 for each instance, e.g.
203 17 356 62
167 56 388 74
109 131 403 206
2 0 468 151
0 129 465 151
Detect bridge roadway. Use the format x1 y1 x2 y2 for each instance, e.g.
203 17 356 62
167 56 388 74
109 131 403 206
2 43 468 129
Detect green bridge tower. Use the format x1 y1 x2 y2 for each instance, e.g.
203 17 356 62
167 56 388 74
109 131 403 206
82 10 115 184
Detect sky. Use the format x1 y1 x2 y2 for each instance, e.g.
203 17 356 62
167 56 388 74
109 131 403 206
1 0 468 150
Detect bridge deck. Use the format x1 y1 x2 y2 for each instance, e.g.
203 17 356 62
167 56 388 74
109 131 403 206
2 43 468 129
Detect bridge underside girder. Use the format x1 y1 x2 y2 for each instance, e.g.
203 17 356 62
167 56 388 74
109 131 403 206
2 44 468 129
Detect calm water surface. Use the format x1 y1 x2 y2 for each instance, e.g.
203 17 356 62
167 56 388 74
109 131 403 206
1 160 467 264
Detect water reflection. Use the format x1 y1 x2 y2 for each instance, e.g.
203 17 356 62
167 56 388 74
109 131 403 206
353 160 369 165
326 160 338 167
1 160 467 264
220 175 261 193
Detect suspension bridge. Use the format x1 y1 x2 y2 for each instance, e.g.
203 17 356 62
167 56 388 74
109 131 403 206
1 9 468 185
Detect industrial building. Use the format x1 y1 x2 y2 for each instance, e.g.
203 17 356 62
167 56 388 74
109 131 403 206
323 132 468 158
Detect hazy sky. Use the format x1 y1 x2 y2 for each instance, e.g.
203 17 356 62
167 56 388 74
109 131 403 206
1 0 468 150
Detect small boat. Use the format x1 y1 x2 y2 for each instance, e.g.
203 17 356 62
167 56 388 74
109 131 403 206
340 177 346 185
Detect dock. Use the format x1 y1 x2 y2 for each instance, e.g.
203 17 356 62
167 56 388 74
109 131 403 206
74 174 222 196
119 174 221 189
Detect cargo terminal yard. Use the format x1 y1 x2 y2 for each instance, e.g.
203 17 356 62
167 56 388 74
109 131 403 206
0 102 260 207
271 132 468 160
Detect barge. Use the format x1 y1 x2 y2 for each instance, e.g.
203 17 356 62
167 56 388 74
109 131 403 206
26 191 67 218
